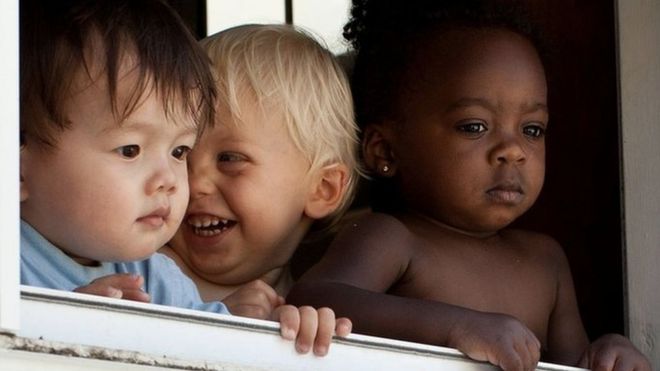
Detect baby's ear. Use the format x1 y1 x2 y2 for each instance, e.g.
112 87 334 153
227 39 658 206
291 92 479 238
362 124 396 177
20 144 28 202
304 163 349 219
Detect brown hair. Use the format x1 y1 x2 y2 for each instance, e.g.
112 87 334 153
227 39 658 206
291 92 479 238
20 0 216 148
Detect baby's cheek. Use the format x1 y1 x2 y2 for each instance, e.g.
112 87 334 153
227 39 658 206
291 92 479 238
170 197 188 228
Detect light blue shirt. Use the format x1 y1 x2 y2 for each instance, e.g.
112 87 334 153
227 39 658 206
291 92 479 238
20 220 229 314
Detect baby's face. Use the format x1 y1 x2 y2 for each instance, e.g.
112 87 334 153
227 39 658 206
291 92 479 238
169 100 313 285
20 65 196 264
388 28 548 235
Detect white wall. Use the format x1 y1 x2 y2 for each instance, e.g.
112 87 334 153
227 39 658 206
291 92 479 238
0 0 20 334
617 0 660 367
206 0 351 54
293 0 351 54
207 0 285 35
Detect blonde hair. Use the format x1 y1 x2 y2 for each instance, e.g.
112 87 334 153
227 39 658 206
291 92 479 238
201 24 361 232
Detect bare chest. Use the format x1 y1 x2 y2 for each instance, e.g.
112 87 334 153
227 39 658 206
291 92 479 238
389 237 557 344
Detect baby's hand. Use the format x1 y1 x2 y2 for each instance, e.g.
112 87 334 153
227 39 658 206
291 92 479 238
271 305 352 356
579 334 651 371
448 312 540 371
74 273 150 302
223 280 351 355
222 279 284 319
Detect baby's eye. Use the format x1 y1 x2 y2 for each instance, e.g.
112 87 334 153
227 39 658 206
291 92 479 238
172 145 192 161
217 152 248 174
523 124 546 138
456 121 487 134
217 152 246 163
116 145 140 159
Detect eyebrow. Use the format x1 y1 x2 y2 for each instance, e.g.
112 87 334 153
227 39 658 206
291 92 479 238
445 98 548 114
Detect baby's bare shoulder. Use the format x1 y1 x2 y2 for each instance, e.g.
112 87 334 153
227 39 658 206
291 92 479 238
330 212 416 262
303 212 416 289
343 212 412 242
351 211 408 227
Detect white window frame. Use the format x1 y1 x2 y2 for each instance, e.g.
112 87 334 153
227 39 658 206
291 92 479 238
0 0 20 335
617 0 660 367
5 287 580 371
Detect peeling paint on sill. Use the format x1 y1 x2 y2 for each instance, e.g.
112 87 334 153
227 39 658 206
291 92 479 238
0 333 265 371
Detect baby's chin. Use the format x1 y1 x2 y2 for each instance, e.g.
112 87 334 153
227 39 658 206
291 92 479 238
105 234 172 262
186 255 259 285
109 244 162 263
197 270 257 287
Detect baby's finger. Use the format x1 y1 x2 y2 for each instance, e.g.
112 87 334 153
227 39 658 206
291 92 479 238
529 329 541 353
591 350 617 371
513 338 536 371
578 351 591 369
295 306 318 354
494 346 524 371
335 317 352 337
74 284 122 299
118 289 151 303
312 307 335 356
611 357 634 371
522 331 540 371
525 340 541 371
273 305 300 341
92 273 144 289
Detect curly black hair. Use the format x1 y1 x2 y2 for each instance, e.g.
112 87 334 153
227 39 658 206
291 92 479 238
344 0 543 130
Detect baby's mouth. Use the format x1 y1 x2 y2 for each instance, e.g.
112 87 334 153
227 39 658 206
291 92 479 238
486 182 525 204
186 215 237 237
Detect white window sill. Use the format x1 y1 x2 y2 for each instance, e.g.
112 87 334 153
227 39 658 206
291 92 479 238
0 286 584 371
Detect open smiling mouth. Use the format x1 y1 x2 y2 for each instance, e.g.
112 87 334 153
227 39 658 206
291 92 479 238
187 216 237 237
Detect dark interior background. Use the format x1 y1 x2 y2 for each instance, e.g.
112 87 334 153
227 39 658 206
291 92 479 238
170 0 624 341
513 0 623 339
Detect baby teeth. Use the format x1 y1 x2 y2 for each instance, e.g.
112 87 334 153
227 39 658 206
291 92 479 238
187 215 235 237
187 216 228 228
196 228 220 237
